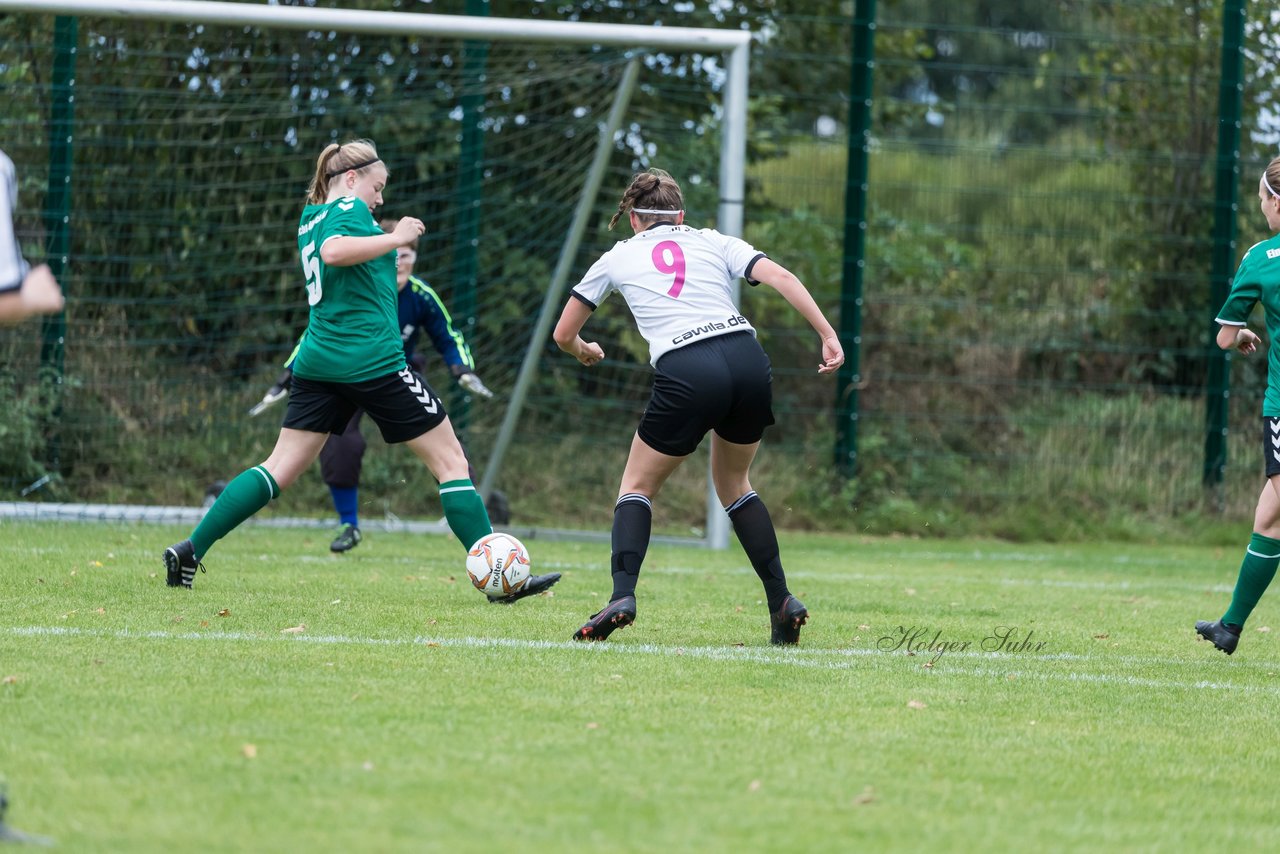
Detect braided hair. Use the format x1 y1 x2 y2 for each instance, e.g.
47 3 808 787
608 168 684 230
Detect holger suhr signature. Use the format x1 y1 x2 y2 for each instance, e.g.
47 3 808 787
877 625 1047 665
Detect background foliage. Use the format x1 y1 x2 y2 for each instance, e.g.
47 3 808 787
1 0 1277 539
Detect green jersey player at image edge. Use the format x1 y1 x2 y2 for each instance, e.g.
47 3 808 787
1196 154 1280 656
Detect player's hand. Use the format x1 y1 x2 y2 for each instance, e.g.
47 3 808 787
1235 328 1262 355
393 217 425 245
576 341 605 367
818 335 844 374
248 382 289 417
457 372 495 399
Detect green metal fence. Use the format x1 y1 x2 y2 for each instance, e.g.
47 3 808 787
1 0 1275 536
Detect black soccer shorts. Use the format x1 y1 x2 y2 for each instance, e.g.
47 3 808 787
1265 417 1280 479
283 367 447 444
638 331 776 457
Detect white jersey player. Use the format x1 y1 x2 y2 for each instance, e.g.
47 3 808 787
554 167 845 645
0 149 64 325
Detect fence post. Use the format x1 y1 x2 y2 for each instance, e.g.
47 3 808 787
40 15 76 478
1203 0 1246 504
834 0 876 478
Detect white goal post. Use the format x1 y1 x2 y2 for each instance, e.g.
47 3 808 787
0 0 751 549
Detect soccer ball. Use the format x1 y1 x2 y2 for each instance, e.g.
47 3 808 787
465 533 532 599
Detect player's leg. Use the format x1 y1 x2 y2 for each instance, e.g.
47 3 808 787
711 434 807 645
1198 475 1280 654
320 410 366 552
572 435 686 641
1197 416 1280 654
400 417 493 548
163 376 354 588
711 332 805 644
163 428 328 588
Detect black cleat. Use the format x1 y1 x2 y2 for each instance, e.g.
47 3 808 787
330 524 362 553
770 595 809 645
489 572 562 604
1195 619 1241 655
572 595 637 641
162 539 204 589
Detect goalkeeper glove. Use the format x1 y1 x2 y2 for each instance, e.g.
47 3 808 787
248 368 293 416
457 372 494 399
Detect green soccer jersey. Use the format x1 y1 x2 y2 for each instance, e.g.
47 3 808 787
1217 233 1280 416
290 196 404 383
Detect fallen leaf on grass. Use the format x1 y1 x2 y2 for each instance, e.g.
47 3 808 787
1258 626 1272 633
95 608 105 615
748 780 762 792
217 609 231 618
199 619 210 628
362 761 375 772
280 624 306 634
853 787 877 805
907 699 927 710
242 744 257 759
2 675 17 685
904 588 916 596
425 642 440 648
1093 633 1109 639
732 642 745 648
586 722 600 730
90 561 103 568
858 624 871 631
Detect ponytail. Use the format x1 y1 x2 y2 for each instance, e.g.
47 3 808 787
305 139 382 204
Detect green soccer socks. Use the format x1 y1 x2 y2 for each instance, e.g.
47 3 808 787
189 465 280 558
440 479 492 550
1222 532 1280 629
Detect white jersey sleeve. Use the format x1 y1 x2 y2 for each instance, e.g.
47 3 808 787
0 150 29 295
569 253 615 309
570 224 765 365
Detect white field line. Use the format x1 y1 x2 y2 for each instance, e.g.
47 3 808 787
242 553 1233 595
6 625 1277 695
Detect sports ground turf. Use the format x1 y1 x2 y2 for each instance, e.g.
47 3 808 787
2 520 1279 851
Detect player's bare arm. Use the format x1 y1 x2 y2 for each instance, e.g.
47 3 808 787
553 297 605 366
750 257 845 374
321 218 423 267
1217 322 1260 355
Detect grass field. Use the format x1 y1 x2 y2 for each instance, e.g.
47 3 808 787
3 520 1279 851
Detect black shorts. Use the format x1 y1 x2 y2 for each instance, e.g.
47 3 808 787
1265 418 1280 478
638 331 775 457
283 367 446 444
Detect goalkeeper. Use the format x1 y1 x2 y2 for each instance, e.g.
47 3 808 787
250 218 495 553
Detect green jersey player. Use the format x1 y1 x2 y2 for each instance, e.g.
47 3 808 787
1197 155 1280 654
161 139 557 601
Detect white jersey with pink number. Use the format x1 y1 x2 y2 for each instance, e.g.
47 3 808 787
570 224 766 365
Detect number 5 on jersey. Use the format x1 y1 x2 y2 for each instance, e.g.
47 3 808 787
301 240 323 305
652 240 686 298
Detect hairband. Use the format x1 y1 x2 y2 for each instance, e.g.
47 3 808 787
1265 171 1280 199
326 156 381 179
631 208 683 215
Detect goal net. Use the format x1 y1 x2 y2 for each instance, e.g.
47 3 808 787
0 1 748 546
